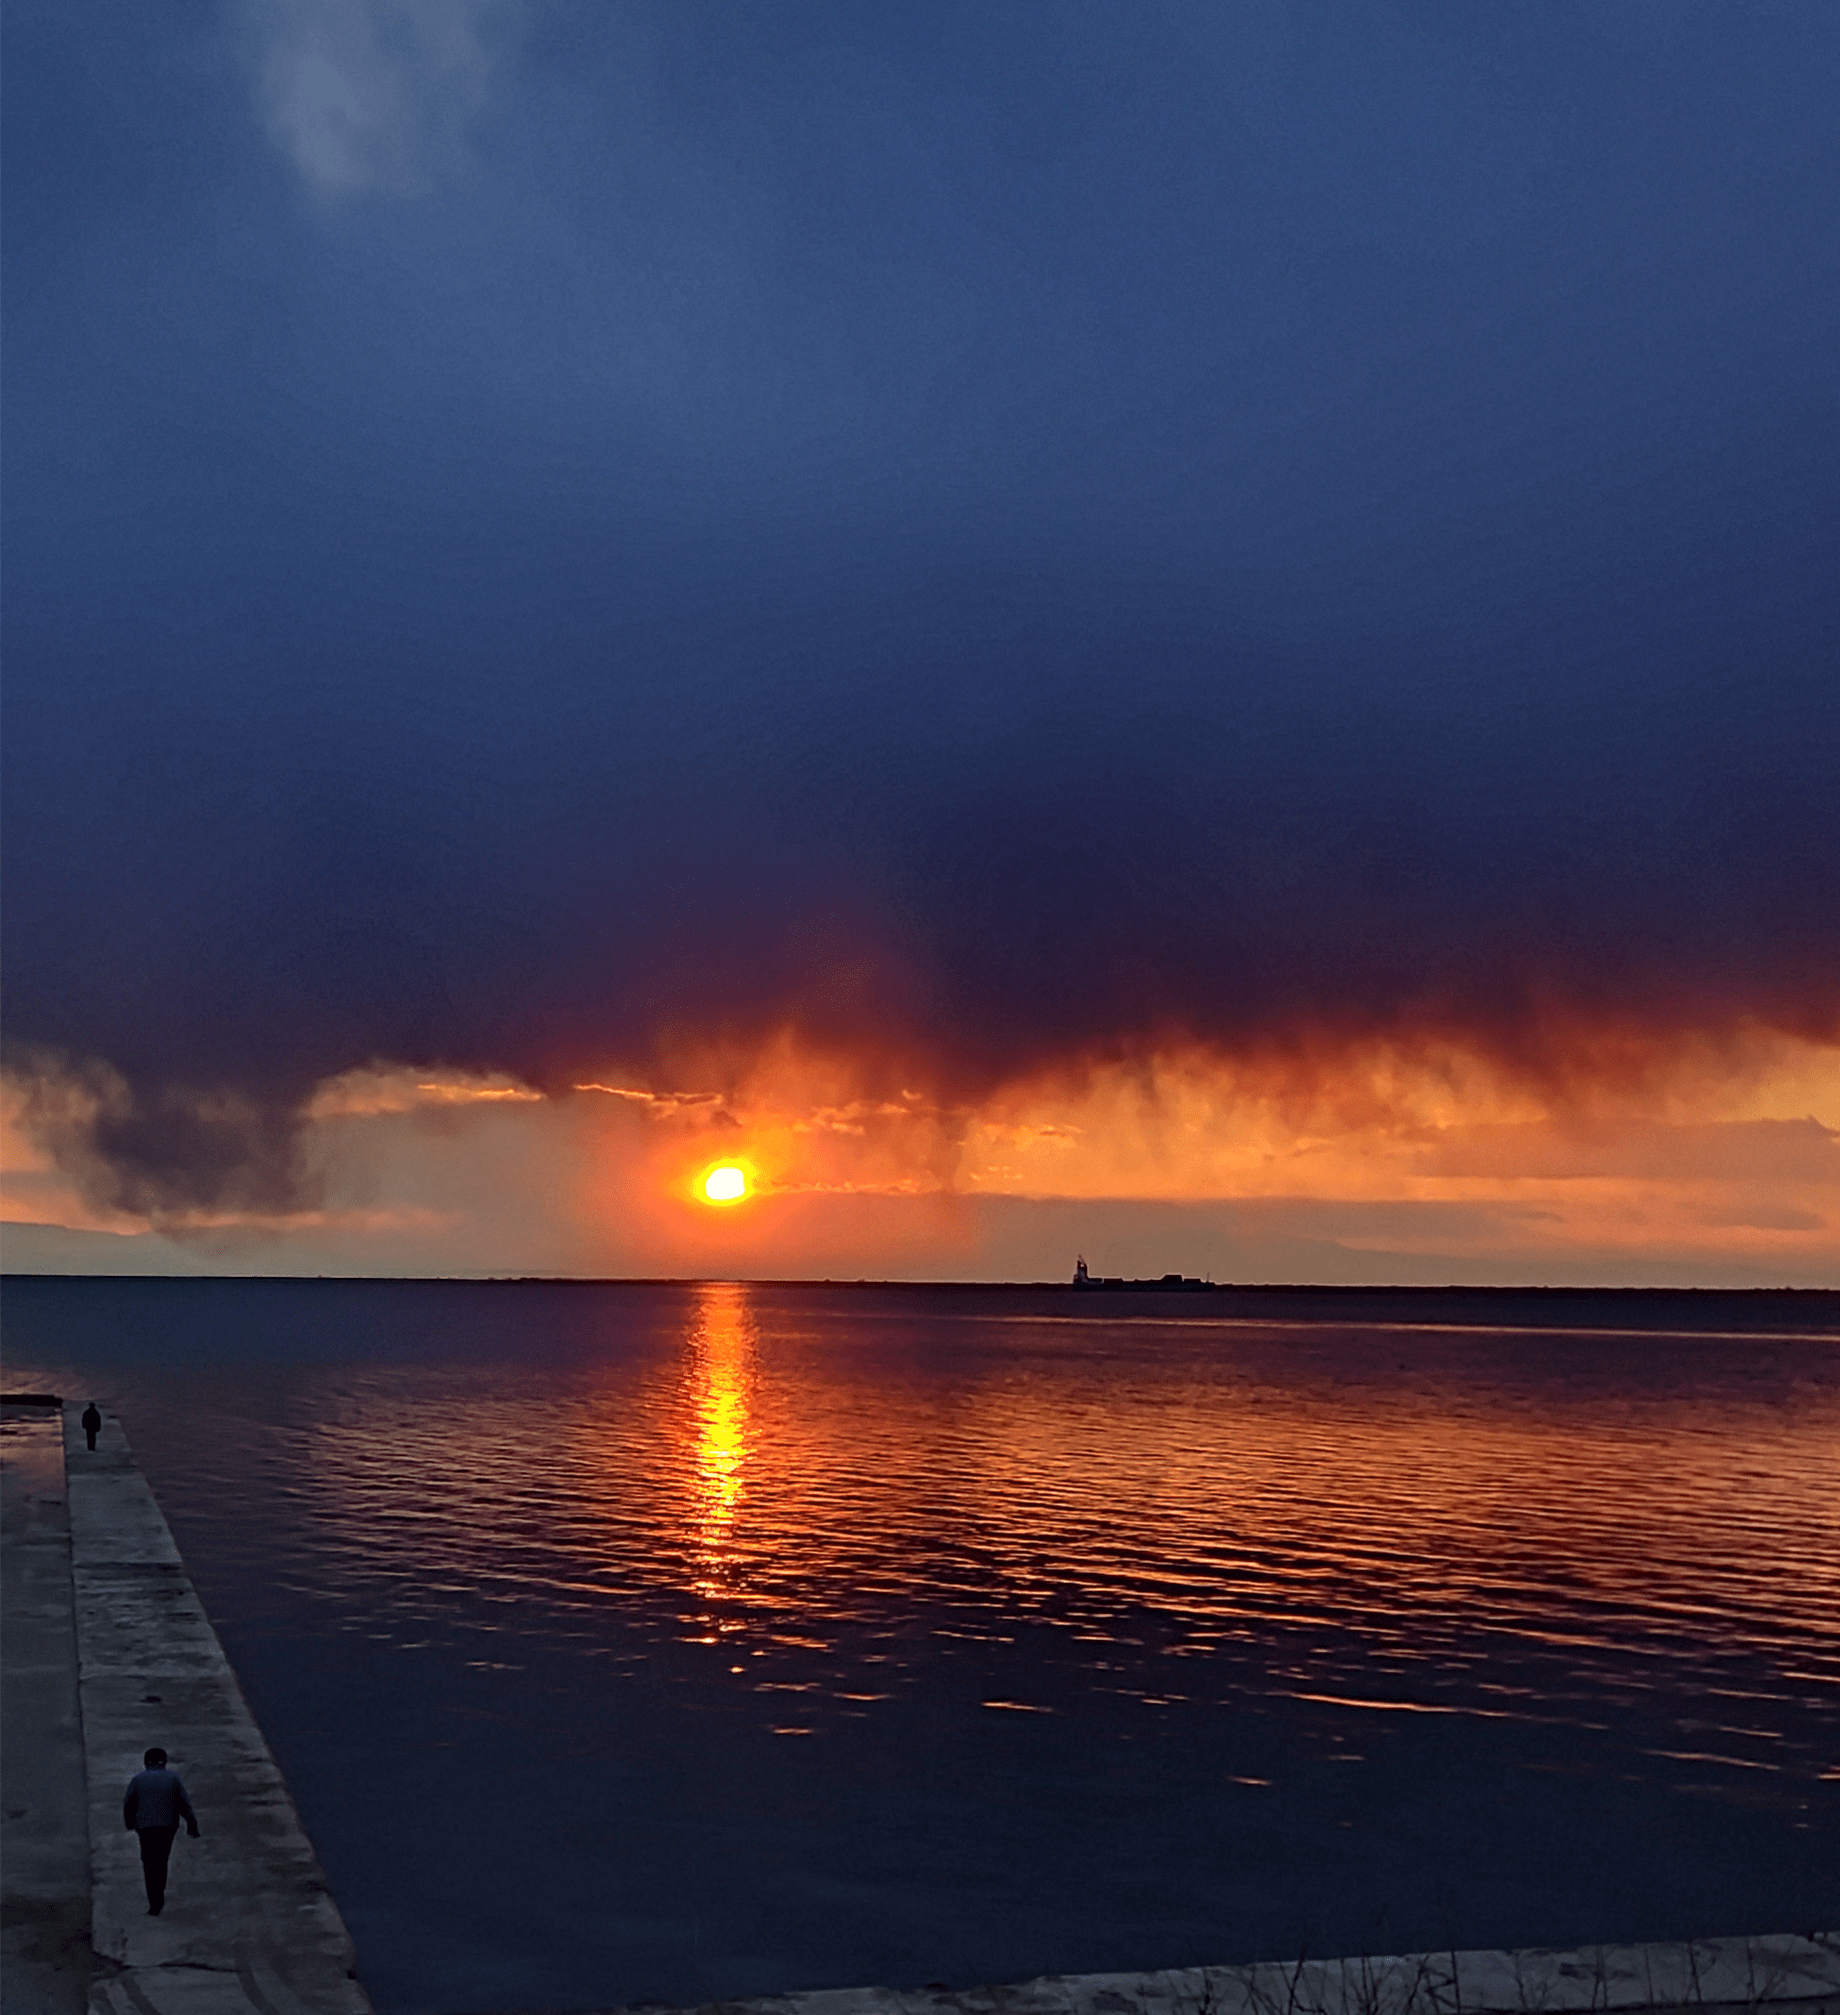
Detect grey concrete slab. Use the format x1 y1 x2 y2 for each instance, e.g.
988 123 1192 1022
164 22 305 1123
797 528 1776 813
63 1406 372 2015
1 1403 93 2014
623 1931 1840 2015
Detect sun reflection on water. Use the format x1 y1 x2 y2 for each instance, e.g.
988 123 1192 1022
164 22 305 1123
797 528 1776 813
685 1281 757 1584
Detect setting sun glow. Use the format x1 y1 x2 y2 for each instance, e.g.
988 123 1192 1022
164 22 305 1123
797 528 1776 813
702 1165 749 1204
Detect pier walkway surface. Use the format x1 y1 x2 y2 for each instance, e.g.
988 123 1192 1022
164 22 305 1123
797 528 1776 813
3 1397 91 2009
6 1398 1836 2015
637 1932 1840 2015
1 1397 372 2014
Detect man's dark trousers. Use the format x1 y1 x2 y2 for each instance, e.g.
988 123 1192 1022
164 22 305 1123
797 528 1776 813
138 1824 179 1912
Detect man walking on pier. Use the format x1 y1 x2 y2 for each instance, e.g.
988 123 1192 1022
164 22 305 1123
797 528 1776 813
81 1401 101 1450
124 1746 200 1915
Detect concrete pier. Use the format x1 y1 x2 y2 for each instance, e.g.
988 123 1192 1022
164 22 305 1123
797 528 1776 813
65 1403 373 2013
645 1932 1840 2015
2 1398 373 2014
2 1399 94 2011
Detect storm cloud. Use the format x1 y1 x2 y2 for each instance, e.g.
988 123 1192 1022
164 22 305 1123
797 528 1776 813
4 0 1837 1212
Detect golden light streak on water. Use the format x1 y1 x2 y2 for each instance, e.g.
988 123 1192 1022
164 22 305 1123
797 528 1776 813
686 1281 757 1588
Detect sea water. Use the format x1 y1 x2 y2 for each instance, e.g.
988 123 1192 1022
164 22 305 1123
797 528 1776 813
6 1277 1837 2014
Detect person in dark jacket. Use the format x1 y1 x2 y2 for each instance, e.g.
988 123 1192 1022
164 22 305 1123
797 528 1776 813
123 1747 199 1914
81 1402 102 1451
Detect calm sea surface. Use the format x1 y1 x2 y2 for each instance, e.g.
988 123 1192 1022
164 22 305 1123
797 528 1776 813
5 1278 1838 2014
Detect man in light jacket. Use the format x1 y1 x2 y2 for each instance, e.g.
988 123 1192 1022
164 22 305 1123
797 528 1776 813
123 1747 200 1915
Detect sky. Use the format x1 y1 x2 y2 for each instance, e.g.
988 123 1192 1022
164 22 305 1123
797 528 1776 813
3 0 1837 1285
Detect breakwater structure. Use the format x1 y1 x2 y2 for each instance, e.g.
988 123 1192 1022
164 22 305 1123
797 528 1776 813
1 1393 372 2013
653 1931 1840 2015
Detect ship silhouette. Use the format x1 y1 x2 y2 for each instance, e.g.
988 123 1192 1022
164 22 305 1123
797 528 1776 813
1072 1256 1212 1292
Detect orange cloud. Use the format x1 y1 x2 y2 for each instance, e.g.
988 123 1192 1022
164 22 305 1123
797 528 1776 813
6 1024 1837 1281
0 1073 151 1236
306 1068 547 1118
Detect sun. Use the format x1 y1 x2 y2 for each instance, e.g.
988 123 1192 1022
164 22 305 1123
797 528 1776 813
702 1164 749 1205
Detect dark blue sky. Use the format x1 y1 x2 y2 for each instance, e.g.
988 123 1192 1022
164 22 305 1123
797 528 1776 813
5 0 1837 1208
